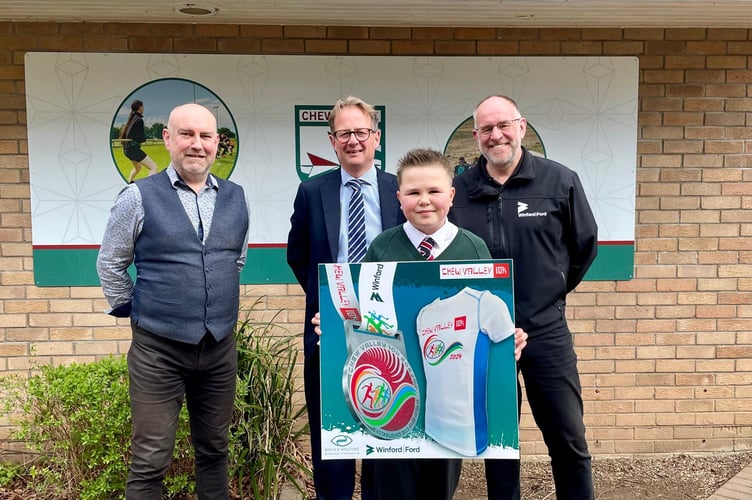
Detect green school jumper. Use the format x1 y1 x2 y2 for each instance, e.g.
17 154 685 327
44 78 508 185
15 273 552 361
364 225 492 262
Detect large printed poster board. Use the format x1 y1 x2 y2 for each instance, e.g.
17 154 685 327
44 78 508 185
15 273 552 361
318 260 518 460
25 54 638 285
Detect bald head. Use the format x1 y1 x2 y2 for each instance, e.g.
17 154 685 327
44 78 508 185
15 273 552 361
162 103 220 189
167 103 217 131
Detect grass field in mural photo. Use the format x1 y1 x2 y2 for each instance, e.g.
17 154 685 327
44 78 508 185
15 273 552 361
111 140 237 182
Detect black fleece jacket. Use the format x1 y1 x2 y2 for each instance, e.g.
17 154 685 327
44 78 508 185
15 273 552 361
449 147 598 336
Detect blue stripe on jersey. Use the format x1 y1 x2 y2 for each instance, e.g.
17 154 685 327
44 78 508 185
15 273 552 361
474 332 491 455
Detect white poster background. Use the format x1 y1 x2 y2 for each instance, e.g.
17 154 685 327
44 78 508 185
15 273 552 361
25 53 637 247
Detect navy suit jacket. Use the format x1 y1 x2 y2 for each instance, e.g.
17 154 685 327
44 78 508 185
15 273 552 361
287 167 405 357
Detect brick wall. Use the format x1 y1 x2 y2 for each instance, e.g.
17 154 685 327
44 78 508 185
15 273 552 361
0 22 751 457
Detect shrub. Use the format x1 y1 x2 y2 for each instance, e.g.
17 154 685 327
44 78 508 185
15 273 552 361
0 300 309 499
0 461 22 488
0 356 194 499
2 356 133 498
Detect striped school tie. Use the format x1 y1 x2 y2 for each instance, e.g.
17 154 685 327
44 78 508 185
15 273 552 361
346 179 367 262
418 236 435 260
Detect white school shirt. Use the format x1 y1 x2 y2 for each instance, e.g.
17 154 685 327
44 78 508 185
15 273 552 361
403 220 458 259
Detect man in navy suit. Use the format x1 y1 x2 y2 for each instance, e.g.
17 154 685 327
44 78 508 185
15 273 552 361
287 96 405 500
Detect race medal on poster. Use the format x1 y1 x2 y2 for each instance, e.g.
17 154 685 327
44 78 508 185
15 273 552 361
327 261 421 440
342 321 420 440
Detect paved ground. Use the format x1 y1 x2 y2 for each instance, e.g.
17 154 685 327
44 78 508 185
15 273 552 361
707 462 752 500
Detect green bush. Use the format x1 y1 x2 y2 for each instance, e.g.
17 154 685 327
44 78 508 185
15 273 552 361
3 356 132 498
0 301 309 499
0 462 22 488
1 356 194 499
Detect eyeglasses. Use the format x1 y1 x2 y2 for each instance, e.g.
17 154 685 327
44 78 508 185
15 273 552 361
330 128 376 143
474 118 522 138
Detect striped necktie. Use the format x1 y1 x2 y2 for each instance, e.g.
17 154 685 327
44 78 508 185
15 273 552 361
346 179 367 262
418 236 435 260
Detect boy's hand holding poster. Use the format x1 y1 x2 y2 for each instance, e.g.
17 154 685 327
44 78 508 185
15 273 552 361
318 259 519 460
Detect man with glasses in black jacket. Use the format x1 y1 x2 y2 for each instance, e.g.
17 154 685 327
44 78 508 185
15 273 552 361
450 95 598 500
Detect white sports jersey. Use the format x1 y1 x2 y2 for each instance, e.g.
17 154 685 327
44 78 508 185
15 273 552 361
416 287 514 456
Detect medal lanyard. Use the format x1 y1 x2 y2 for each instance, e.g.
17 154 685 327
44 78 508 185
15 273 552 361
325 262 420 440
325 262 400 337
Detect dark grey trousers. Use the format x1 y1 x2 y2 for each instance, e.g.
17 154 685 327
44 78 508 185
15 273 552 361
126 324 237 500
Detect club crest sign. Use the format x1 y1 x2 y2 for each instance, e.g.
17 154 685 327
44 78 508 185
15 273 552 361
294 105 387 182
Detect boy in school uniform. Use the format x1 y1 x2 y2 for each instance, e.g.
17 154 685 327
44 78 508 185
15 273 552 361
365 148 489 264
359 148 527 499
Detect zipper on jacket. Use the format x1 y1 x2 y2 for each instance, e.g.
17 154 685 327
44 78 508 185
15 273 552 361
486 193 506 257
486 203 495 252
495 193 506 256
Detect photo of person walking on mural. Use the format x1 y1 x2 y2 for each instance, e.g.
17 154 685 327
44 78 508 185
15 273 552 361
119 99 159 183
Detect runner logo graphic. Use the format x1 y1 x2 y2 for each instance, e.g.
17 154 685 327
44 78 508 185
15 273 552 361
422 334 463 366
362 311 394 334
343 339 419 440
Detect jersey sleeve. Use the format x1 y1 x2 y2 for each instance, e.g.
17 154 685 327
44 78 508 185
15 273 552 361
479 291 515 343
